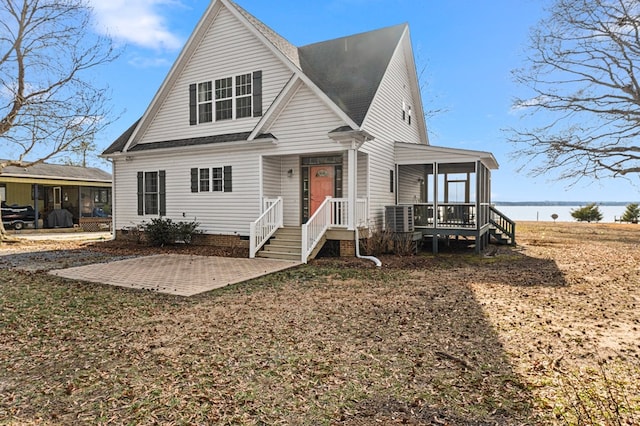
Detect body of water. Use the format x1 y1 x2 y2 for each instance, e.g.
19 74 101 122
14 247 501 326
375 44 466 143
494 205 630 223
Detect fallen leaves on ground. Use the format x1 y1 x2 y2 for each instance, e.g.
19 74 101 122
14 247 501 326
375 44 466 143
0 221 639 424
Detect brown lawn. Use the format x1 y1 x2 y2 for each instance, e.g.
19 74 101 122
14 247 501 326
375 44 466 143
0 221 638 425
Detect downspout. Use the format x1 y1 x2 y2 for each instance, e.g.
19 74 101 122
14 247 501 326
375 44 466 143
355 226 382 267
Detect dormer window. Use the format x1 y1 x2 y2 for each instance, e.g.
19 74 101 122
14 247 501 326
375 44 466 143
189 71 262 125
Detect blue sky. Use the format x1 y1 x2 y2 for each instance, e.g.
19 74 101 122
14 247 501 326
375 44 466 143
86 0 639 202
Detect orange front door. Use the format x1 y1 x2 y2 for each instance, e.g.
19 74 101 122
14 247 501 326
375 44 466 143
309 166 334 217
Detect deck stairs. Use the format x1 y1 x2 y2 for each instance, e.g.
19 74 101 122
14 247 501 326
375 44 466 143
255 226 325 262
489 206 516 245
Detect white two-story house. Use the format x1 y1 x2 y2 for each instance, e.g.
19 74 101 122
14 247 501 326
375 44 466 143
102 0 514 262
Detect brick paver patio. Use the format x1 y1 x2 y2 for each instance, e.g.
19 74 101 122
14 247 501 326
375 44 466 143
49 254 301 296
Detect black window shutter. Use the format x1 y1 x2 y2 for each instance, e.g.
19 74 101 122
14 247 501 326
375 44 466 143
159 170 166 216
137 172 144 215
390 170 394 193
223 166 232 192
189 84 197 125
253 71 262 117
190 168 199 192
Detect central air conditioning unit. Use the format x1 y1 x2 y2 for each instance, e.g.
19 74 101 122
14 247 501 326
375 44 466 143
385 205 414 233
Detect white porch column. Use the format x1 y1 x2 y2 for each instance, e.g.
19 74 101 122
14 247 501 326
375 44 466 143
347 140 357 230
327 128 374 231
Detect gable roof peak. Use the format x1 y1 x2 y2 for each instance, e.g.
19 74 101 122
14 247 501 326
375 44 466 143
226 0 300 67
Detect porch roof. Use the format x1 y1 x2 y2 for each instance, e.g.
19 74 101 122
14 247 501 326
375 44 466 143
0 160 112 184
394 142 499 170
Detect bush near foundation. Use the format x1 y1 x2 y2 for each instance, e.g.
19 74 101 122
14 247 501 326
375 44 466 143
144 218 201 246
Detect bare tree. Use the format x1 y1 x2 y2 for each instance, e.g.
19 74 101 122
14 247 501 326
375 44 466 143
0 0 117 241
508 0 640 183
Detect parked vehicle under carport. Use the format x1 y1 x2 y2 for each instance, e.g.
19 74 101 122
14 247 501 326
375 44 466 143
1 203 36 230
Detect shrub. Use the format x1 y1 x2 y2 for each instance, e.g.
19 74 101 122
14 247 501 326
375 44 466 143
144 217 201 246
570 203 603 223
621 203 640 223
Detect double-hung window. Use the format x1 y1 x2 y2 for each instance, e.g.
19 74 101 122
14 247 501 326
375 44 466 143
191 166 232 193
199 168 210 192
235 73 252 118
215 77 233 121
212 167 223 192
198 82 213 123
144 172 158 214
137 171 166 216
190 71 261 125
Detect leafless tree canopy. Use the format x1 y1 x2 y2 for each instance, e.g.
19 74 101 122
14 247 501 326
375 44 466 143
0 0 117 170
509 0 640 182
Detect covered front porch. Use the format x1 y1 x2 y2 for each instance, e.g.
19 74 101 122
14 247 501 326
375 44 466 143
395 142 514 253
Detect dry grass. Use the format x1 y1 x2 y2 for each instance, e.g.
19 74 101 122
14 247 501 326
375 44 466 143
0 221 639 424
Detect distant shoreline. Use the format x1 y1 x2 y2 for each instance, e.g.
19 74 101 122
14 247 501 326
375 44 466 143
493 201 637 206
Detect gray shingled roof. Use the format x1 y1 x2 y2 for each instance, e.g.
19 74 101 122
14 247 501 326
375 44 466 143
127 132 275 152
104 5 406 155
299 24 406 126
1 160 111 182
228 0 300 67
102 119 140 155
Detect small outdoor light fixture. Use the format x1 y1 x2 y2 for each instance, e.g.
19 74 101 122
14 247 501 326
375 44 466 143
418 177 425 184
287 168 294 178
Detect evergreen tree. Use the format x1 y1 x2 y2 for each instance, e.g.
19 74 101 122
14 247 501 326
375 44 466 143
621 203 640 223
570 203 603 223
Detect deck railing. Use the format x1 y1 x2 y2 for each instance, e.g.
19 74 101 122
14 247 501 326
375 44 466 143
489 205 516 244
249 197 283 258
412 203 477 228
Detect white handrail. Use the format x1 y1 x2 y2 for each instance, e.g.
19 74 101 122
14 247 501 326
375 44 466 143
301 196 331 263
301 197 368 263
249 197 283 258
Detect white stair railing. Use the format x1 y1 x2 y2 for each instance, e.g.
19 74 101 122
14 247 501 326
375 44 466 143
249 197 283 258
301 197 368 263
301 197 332 263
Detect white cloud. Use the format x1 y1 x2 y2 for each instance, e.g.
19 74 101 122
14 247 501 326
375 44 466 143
88 0 184 51
128 56 172 68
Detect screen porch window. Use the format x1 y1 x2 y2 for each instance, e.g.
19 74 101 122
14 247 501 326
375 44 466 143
198 82 212 123
215 77 233 121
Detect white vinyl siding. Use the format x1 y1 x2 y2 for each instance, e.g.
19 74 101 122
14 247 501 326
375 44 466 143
397 164 424 204
359 33 427 226
136 6 293 144
267 85 347 156
113 148 263 236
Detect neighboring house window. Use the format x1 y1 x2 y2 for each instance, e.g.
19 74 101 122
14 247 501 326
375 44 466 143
137 170 166 216
190 166 232 193
189 71 262 125
215 77 233 121
198 81 213 123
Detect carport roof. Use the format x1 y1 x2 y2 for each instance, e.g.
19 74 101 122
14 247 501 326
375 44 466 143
0 160 112 183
